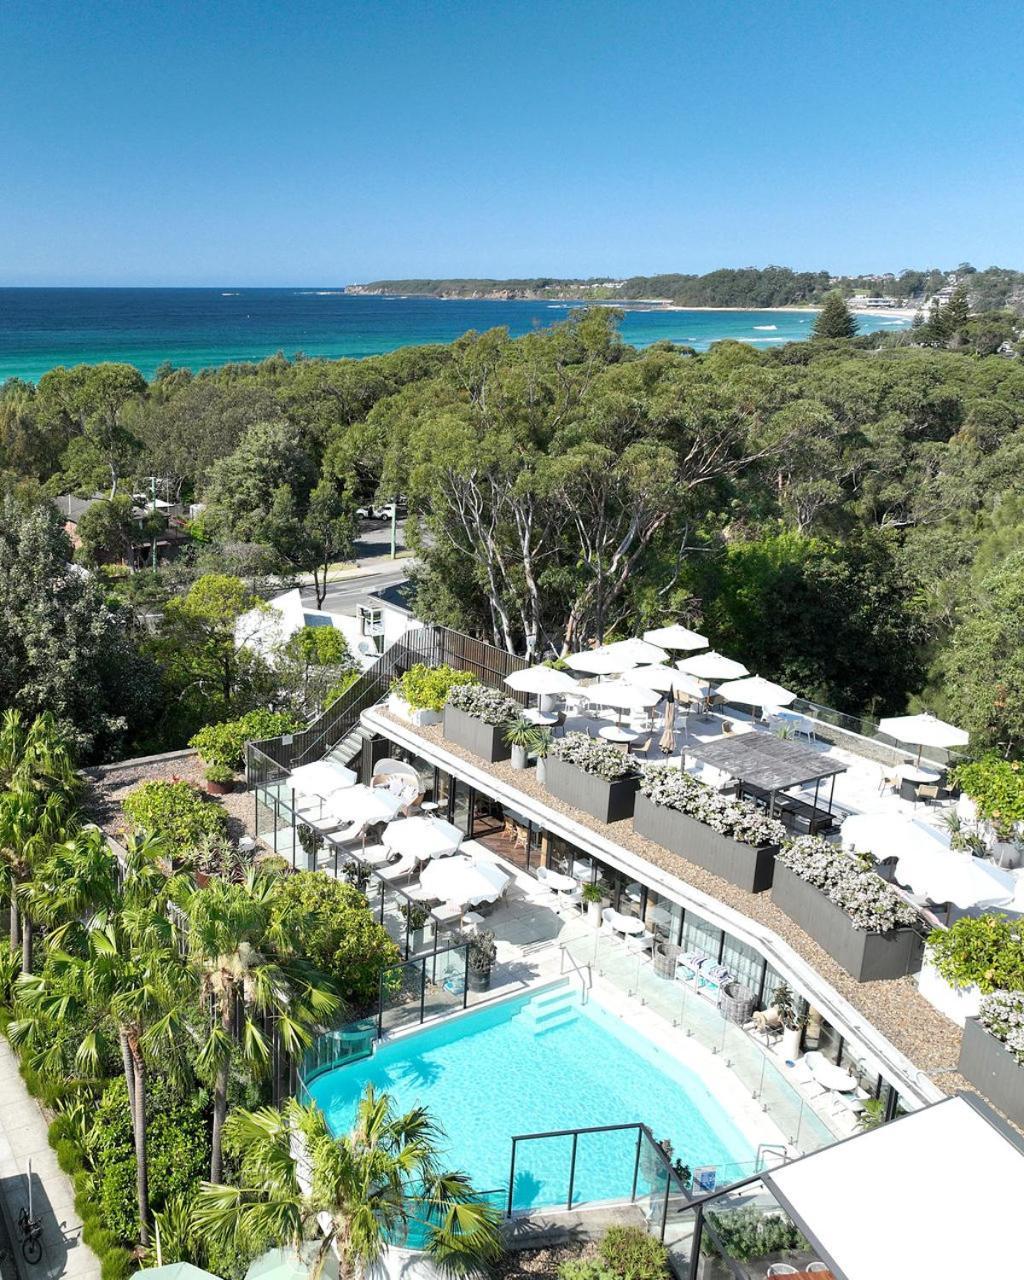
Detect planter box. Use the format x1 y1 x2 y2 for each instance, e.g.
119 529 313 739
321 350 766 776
442 705 512 763
771 862 923 982
916 956 981 1027
545 755 638 824
633 793 776 893
959 1016 1024 1128
388 694 442 727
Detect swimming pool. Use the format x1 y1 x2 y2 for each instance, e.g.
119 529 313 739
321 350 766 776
307 985 754 1209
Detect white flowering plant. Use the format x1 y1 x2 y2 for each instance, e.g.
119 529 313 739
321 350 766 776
639 764 787 848
776 835 919 932
446 681 522 726
550 731 638 782
979 991 1024 1067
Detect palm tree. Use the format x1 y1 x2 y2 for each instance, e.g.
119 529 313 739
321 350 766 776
0 710 81 964
193 1087 503 1280
9 838 192 1247
174 870 340 1181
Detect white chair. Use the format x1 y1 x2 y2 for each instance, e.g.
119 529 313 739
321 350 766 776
787 1057 827 1100
766 1267 798 1277
805 1264 830 1273
625 930 654 956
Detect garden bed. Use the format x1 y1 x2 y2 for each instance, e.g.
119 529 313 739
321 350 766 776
443 704 512 763
772 862 923 982
545 755 638 824
633 793 777 894
958 1015 1024 1128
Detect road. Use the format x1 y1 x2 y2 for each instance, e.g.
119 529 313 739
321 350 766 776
300 515 413 613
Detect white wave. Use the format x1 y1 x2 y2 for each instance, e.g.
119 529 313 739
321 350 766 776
753 324 777 331
316 290 344 295
221 291 239 296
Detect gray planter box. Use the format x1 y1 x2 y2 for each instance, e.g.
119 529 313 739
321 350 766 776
442 705 511 763
545 755 638 824
633 793 777 893
959 1016 1024 1128
771 862 923 982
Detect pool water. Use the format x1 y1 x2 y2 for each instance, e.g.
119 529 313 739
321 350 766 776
308 985 754 1208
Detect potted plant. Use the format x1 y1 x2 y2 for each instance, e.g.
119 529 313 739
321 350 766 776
443 682 522 761
771 982 805 1061
466 929 497 993
581 880 604 927
399 901 432 951
204 762 235 796
546 732 640 823
533 728 553 785
297 821 324 871
503 716 538 770
389 663 475 727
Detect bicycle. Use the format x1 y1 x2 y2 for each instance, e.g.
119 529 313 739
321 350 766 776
17 1206 42 1265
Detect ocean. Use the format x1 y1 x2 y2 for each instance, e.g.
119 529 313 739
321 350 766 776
0 288 910 383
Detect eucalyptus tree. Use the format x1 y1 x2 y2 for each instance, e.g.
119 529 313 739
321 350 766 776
173 870 340 1181
193 1087 502 1280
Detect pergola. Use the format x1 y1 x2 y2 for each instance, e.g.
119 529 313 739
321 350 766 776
685 732 847 831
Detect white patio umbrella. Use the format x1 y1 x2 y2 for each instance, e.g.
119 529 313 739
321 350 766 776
567 638 668 674
841 812 951 862
877 712 969 765
601 637 670 665
418 855 511 908
325 784 405 825
585 680 661 711
893 847 1015 910
382 815 463 860
677 651 749 681
643 624 709 652
715 674 797 709
623 664 679 693
504 666 579 696
288 760 357 798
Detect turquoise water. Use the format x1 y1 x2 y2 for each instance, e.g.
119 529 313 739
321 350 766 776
307 987 754 1209
0 288 909 382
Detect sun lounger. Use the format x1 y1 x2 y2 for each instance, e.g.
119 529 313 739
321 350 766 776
378 853 419 884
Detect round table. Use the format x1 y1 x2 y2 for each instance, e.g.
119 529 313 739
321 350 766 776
598 725 638 744
542 869 577 892
524 708 558 726
897 763 941 801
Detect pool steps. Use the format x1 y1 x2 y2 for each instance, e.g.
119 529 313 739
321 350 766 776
517 986 579 1036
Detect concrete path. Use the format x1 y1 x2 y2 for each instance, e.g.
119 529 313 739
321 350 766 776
0 1038 99 1280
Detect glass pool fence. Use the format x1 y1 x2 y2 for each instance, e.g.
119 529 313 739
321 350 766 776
560 928 836 1156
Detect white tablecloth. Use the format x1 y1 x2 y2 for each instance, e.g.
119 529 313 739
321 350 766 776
599 725 638 743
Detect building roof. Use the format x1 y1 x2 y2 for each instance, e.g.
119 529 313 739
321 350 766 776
764 1094 1024 1280
54 494 99 523
685 731 846 792
368 578 416 616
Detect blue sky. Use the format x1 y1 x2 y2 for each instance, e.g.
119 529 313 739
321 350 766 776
2 0 1022 285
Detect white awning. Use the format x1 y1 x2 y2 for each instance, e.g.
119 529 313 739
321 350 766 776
766 1096 1024 1280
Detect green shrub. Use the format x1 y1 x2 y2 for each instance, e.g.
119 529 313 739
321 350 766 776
189 709 302 769
100 1246 135 1280
951 756 1024 830
599 1227 669 1280
90 1075 211 1246
927 914 1024 993
204 762 235 785
55 1138 84 1174
83 1222 115 1253
48 1114 72 1144
559 1262 615 1280
269 871 400 1009
122 780 228 846
702 1205 808 1262
392 663 474 712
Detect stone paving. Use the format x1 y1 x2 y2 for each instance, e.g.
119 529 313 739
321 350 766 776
0 1038 98 1280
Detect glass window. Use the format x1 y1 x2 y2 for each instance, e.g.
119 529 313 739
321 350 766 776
681 913 722 961
721 935 765 994
644 892 682 945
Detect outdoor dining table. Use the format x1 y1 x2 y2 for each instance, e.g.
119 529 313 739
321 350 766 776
524 708 558 726
543 868 577 892
598 724 638 743
896 762 941 801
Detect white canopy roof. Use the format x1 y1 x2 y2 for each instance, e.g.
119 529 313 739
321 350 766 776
677 650 749 681
642 624 708 651
765 1096 1024 1280
418 854 510 907
841 812 950 863
382 815 463 860
585 679 661 710
877 712 968 750
504 665 578 695
324 783 405 825
714 674 796 707
288 760 357 798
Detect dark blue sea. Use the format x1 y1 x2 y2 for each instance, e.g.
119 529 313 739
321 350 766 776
0 288 909 382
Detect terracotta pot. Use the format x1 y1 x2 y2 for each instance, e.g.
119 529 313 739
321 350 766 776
206 779 231 796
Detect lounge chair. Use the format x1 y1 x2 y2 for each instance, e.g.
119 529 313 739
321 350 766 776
787 1057 827 1099
378 853 419 884
625 929 654 956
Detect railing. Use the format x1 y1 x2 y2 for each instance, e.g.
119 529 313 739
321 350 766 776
377 942 479 1037
560 928 836 1154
